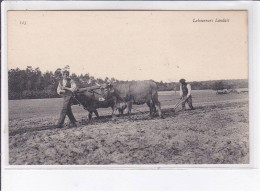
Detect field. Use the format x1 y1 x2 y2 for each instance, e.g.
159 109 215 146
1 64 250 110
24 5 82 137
8 90 249 165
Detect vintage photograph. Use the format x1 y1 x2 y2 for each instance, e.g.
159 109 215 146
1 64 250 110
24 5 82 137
7 10 248 165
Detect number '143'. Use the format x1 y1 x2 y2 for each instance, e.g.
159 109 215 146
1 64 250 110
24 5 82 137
20 21 26 25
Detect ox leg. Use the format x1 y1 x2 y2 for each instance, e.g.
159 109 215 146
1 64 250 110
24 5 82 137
147 102 151 115
152 103 156 116
94 110 100 118
88 111 93 120
127 101 133 115
119 109 124 115
147 101 153 117
111 105 117 121
154 101 163 118
153 103 156 113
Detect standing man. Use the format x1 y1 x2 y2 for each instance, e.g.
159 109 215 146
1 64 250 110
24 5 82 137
179 79 195 111
56 68 78 128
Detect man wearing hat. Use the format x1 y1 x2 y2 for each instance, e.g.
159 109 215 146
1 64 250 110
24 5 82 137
179 78 195 111
56 67 78 128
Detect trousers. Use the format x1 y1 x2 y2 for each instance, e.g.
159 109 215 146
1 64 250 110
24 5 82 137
57 95 77 126
182 95 194 110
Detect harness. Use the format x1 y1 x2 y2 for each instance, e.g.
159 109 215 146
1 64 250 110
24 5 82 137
71 86 110 110
86 89 103 96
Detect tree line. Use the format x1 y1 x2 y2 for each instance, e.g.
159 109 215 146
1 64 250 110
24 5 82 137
8 66 248 100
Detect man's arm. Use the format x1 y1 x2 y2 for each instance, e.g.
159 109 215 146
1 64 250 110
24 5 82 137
57 82 62 95
180 85 183 97
70 80 78 92
187 84 191 97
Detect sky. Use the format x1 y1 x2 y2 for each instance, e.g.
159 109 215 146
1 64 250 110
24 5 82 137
8 11 248 82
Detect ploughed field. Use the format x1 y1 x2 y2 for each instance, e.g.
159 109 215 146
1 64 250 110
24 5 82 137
9 90 249 165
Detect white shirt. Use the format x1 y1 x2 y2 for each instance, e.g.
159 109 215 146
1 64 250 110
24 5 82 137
57 79 77 95
180 84 191 97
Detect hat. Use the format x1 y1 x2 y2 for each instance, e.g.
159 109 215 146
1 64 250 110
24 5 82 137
54 68 62 78
61 66 70 75
179 79 186 84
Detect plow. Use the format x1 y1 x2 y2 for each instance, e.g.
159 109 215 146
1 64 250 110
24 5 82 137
172 96 189 111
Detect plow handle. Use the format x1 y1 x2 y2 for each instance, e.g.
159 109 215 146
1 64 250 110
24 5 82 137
173 96 188 110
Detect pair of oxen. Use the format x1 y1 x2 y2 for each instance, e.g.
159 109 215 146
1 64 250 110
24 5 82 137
73 80 163 120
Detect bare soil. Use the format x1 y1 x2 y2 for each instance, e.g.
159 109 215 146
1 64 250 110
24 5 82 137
9 98 249 165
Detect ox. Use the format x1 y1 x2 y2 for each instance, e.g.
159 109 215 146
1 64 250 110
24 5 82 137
112 80 163 118
73 84 117 120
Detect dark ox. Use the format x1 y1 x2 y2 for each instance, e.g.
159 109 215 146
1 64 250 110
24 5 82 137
74 85 117 120
112 80 163 118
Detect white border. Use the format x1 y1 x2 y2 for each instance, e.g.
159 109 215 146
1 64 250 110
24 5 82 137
1 1 260 190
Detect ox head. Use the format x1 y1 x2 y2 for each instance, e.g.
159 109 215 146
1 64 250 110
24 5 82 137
94 82 115 98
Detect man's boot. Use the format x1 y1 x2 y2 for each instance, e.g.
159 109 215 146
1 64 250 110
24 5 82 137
56 123 63 128
69 122 77 128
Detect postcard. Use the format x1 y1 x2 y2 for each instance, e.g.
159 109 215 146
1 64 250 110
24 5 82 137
2 1 258 190
6 10 249 165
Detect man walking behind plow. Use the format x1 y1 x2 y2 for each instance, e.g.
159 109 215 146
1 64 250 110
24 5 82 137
56 67 78 128
179 79 195 111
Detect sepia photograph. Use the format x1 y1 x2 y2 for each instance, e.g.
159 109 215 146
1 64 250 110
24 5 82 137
7 10 249 165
